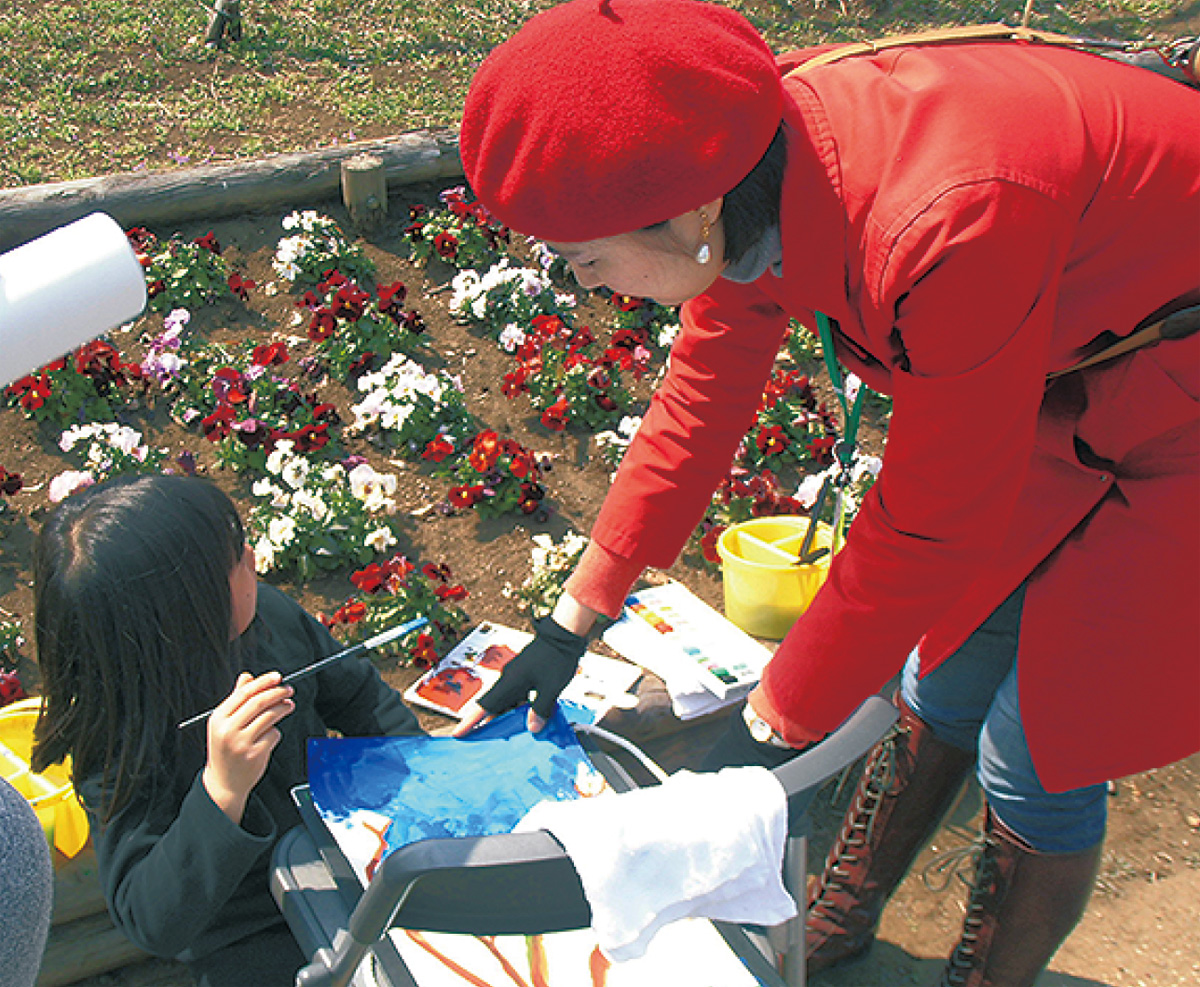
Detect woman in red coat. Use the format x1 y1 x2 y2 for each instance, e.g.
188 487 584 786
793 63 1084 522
454 1 1200 981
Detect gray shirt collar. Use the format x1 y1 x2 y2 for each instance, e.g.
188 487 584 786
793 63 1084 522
720 225 783 284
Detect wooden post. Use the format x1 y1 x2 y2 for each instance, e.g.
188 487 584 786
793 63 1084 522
340 153 388 232
205 0 242 48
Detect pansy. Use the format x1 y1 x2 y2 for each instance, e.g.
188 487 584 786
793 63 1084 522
48 471 95 503
756 425 791 457
0 466 24 497
365 526 397 552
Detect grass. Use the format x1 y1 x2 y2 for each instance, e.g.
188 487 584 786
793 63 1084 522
0 0 1194 188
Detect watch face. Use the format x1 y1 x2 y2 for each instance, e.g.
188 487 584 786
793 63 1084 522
748 712 774 743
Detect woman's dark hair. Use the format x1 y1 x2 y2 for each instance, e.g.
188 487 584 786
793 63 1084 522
639 124 787 267
720 124 787 265
31 474 247 820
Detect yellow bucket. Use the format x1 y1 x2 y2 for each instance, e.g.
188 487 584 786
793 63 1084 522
716 516 834 639
0 697 90 859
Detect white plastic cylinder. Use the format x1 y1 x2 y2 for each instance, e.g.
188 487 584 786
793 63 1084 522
0 212 148 386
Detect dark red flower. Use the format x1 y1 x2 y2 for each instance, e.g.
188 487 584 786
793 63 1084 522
594 393 618 413
125 227 156 252
410 632 439 666
447 484 482 508
212 367 248 404
232 418 271 449
0 466 23 496
291 423 330 452
422 435 455 463
435 583 469 602
756 425 790 457
332 601 368 625
194 231 221 254
467 430 501 473
540 395 570 432
9 374 51 411
422 561 452 583
700 525 726 564
397 310 425 333
332 283 370 321
807 435 837 463
433 232 458 260
0 670 28 707
201 404 236 440
308 308 337 342
251 341 289 367
502 367 529 398
228 272 256 300
351 563 388 594
377 281 407 312
610 293 645 313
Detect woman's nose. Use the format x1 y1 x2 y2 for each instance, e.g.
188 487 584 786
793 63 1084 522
570 262 602 290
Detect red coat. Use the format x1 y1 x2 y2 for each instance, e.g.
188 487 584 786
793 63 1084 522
571 41 1200 792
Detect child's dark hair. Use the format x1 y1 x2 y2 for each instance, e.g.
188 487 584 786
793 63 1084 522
32 474 248 819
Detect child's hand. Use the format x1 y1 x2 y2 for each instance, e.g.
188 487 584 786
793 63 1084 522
201 671 294 825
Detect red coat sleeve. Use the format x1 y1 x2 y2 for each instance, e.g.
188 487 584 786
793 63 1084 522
762 181 1076 741
574 276 791 615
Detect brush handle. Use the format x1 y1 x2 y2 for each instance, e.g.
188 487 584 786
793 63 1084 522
177 615 429 730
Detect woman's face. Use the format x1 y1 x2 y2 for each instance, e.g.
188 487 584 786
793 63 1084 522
546 202 726 308
229 540 258 639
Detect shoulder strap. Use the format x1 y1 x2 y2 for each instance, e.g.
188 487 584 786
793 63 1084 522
793 21 1083 74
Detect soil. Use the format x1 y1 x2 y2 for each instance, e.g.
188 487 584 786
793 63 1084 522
2 191 1197 987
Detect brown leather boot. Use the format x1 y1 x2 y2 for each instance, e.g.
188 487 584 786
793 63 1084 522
940 810 1102 987
806 695 976 972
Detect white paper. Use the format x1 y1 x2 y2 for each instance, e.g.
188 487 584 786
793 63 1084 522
0 213 147 385
404 622 642 722
602 582 772 718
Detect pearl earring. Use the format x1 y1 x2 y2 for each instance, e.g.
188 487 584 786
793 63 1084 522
695 210 712 265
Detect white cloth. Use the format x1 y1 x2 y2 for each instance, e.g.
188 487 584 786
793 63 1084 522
515 765 797 962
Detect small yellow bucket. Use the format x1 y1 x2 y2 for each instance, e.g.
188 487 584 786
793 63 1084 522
717 516 834 639
0 697 90 859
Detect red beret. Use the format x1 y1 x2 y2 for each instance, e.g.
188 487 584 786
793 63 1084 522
461 0 784 242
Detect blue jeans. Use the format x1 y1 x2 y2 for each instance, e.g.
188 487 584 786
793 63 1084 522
900 583 1107 854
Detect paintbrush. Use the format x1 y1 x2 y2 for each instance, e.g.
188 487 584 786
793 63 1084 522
176 615 429 730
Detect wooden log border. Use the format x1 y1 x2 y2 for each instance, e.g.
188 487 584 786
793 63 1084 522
0 129 464 252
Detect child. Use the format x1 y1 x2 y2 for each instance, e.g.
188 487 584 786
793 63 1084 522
32 474 422 986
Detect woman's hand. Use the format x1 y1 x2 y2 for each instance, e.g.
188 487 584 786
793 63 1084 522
201 671 294 825
454 616 589 736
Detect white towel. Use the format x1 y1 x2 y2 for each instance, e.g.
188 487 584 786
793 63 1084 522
515 765 797 962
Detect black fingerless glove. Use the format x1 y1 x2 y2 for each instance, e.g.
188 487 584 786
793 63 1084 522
477 616 589 719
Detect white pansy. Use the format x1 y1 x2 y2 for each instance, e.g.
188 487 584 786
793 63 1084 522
252 478 290 508
291 489 328 522
365 526 397 552
252 537 276 574
267 515 297 548
265 440 296 475
281 455 310 491
498 324 526 353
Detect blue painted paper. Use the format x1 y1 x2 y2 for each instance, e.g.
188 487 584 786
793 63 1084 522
308 707 605 872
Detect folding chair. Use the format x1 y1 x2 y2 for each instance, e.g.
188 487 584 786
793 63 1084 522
271 694 898 987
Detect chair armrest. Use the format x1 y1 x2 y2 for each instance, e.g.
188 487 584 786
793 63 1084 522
770 695 897 828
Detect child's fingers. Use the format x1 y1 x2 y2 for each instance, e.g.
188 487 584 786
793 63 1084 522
211 673 293 737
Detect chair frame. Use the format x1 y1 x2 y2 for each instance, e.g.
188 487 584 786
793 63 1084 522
271 694 898 987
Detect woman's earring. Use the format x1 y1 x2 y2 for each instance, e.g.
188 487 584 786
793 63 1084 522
695 210 712 265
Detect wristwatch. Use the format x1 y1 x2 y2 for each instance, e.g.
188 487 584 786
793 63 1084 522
742 703 793 749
